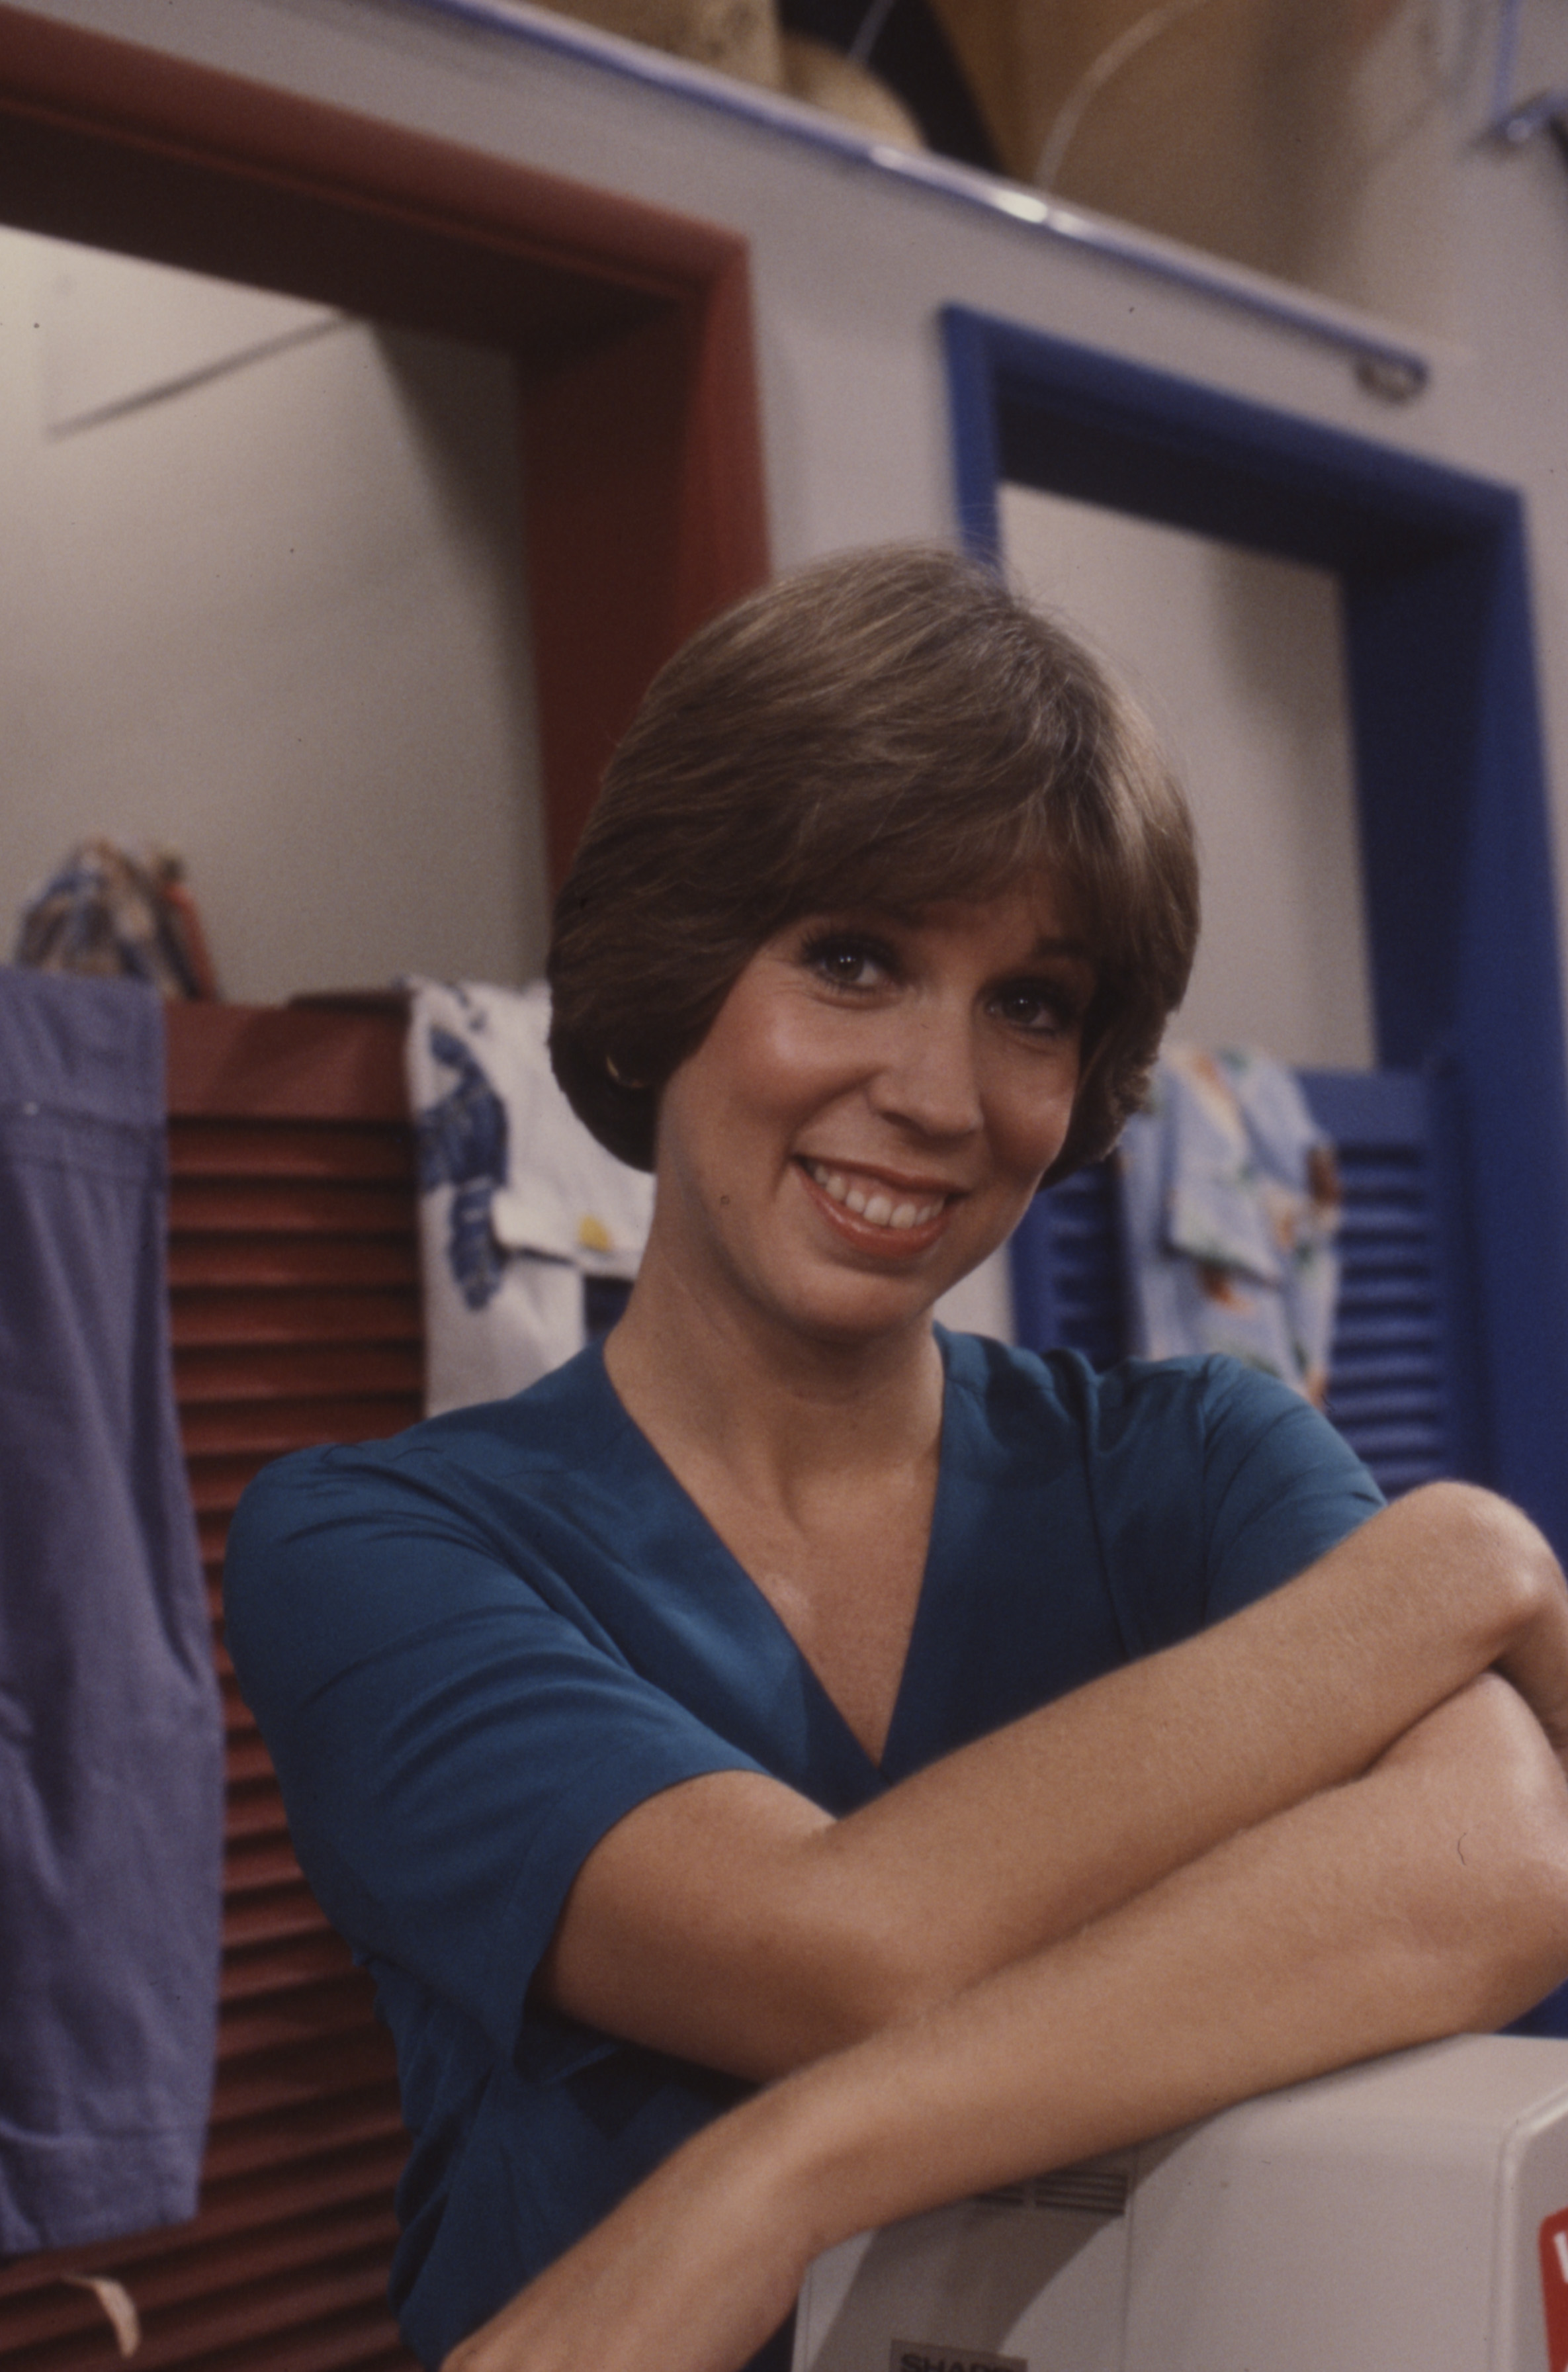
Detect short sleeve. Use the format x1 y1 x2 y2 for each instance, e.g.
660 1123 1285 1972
1039 1345 1387 1663
223 1446 769 2064
1196 1358 1385 1624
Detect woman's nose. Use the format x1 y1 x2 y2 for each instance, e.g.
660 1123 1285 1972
866 1008 984 1140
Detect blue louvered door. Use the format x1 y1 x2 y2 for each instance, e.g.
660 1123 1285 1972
1297 1069 1465 1497
1010 1067 1469 1501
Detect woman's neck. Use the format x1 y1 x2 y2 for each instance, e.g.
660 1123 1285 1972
603 1251 945 1520
605 1248 947 1763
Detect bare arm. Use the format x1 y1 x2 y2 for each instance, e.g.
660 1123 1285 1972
539 1481 1568 2077
457 1668 1568 2372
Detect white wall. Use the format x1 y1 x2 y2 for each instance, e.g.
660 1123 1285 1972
9 0 1568 1065
1000 487 1373 1067
0 226 548 1003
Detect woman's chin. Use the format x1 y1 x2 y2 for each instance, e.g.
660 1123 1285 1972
748 1256 961 1354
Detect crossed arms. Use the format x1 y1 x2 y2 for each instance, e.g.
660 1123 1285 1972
449 1483 1568 2372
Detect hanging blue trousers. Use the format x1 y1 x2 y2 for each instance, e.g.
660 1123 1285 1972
0 969 222 2253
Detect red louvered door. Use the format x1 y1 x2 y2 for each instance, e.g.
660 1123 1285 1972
0 1001 423 2369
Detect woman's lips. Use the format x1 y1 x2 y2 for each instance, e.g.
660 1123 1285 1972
797 1157 957 1241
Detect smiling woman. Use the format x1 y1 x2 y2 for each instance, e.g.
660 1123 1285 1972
223 547 1568 2372
546 545 1195 1184
776 893 1092 1252
631 890 1092 1363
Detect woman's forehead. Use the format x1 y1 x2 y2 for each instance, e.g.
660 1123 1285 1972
789 873 1092 953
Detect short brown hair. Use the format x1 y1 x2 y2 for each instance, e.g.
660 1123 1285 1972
548 545 1198 1184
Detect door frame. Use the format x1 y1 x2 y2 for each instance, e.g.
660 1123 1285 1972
0 2 771 885
945 302 1568 1548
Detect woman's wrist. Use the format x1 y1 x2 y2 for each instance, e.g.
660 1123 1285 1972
697 2057 876 2275
678 2029 945 2291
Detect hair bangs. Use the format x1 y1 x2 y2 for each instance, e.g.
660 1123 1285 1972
548 545 1199 1180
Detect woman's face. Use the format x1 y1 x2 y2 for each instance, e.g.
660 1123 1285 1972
647 879 1096 1351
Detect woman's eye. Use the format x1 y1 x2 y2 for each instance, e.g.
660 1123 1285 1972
804 936 892 990
994 981 1079 1036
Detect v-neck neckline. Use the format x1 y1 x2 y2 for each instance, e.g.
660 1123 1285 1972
591 1331 961 1785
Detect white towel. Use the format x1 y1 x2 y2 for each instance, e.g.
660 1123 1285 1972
406 979 654 1415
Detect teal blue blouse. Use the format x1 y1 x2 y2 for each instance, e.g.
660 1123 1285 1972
224 1330 1381 2368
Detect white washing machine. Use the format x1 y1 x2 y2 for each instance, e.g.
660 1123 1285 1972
793 2037 1568 2372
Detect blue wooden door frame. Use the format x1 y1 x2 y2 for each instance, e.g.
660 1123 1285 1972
943 304 1568 1550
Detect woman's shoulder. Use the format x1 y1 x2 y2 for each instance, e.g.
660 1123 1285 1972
938 1327 1377 1521
937 1331 1380 1644
240 1342 629 1512
937 1326 1307 1447
221 1343 658 1740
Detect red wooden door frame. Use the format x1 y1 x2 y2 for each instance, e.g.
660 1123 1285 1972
0 16 768 2357
0 1 771 883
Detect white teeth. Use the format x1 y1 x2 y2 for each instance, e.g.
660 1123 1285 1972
801 1157 934 1233
804 1161 944 1231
